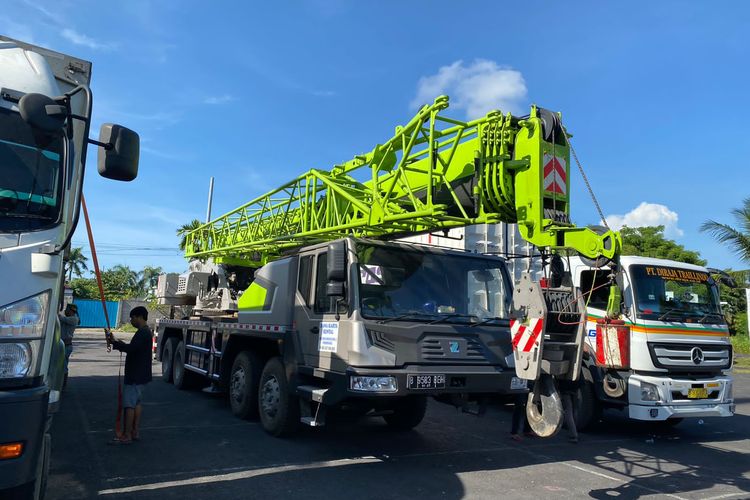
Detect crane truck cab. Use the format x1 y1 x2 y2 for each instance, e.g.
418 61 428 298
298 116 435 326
568 255 734 428
157 237 527 436
0 36 139 498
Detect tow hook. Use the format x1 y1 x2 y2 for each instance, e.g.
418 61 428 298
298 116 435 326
526 374 563 437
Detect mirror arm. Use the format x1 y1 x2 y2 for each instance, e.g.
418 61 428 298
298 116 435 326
87 138 113 150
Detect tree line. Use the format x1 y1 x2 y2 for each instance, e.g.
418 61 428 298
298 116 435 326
65 250 163 301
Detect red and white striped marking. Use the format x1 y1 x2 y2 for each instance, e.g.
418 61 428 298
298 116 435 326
543 154 567 195
511 318 544 352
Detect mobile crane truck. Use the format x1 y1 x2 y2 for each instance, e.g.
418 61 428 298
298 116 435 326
156 95 622 437
0 36 139 499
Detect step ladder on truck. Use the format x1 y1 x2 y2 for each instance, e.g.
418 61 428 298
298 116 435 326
155 96 623 437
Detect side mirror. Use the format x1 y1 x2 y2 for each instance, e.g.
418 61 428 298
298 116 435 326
327 241 347 282
97 124 139 181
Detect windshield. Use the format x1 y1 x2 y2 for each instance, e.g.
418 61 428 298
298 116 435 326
630 264 724 323
356 242 512 323
0 107 64 232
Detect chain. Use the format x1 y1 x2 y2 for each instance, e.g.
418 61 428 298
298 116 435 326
565 137 610 231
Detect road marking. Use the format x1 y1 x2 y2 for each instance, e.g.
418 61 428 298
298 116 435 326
97 456 383 495
703 493 749 500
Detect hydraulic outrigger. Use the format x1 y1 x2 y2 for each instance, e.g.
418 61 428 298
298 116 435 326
183 96 622 435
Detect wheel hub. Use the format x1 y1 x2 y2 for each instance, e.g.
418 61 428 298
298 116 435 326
231 367 246 403
261 375 281 418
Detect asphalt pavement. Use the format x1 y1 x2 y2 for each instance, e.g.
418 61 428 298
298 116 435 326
46 330 750 499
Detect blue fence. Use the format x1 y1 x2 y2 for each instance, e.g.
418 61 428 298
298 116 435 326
73 299 120 328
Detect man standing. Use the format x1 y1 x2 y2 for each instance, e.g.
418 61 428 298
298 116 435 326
59 303 79 389
106 306 153 444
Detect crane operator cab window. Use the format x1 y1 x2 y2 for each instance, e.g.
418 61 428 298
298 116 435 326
355 242 512 324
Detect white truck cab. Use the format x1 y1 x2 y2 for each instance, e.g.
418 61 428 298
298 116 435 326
568 255 734 426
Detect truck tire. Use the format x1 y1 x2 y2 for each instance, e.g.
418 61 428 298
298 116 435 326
229 351 263 420
574 379 601 431
258 357 300 436
173 341 201 390
383 396 428 430
161 337 177 383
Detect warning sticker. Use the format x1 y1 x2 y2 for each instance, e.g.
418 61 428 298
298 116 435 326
318 321 339 352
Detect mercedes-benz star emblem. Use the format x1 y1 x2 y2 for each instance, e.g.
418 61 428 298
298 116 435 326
691 347 704 365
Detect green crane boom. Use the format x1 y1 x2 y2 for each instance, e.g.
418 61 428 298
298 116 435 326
185 96 620 268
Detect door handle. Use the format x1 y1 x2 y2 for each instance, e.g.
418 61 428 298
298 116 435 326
310 326 320 334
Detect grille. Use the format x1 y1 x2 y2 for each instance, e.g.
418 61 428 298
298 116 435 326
420 336 488 364
649 342 731 371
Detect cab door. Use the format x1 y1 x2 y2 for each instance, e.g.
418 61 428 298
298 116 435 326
294 250 340 369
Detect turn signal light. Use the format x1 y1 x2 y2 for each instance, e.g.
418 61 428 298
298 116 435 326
0 442 23 460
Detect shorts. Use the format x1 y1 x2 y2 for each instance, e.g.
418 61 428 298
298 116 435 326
122 384 145 409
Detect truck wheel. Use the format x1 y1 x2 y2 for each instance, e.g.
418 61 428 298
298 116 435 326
258 357 300 436
161 337 177 383
229 351 263 419
575 379 601 431
173 341 200 390
383 396 427 430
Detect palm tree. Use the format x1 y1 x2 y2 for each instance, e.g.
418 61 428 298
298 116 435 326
701 198 750 264
177 219 203 252
65 247 89 281
137 266 163 298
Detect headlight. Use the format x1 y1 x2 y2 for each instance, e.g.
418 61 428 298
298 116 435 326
0 343 32 377
640 381 660 402
350 376 398 392
0 292 50 379
0 291 51 338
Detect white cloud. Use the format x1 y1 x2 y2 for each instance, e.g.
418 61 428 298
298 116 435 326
203 94 235 105
605 202 684 239
61 28 115 51
410 60 527 118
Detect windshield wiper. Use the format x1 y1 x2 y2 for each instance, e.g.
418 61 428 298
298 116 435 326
657 308 685 321
470 316 508 327
698 312 725 324
428 313 480 325
378 312 436 324
0 213 54 220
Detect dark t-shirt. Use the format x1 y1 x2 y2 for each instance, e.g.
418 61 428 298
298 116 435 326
113 326 153 385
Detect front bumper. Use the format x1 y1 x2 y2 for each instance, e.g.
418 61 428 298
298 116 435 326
313 365 521 406
0 384 49 490
627 373 734 421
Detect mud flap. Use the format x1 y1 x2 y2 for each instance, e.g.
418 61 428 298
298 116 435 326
526 375 563 437
510 273 547 381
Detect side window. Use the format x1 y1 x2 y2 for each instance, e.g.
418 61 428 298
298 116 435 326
298 255 313 307
314 253 334 314
579 270 611 310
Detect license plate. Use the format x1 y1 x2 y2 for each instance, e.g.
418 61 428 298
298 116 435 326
407 374 446 390
688 388 708 399
510 377 527 390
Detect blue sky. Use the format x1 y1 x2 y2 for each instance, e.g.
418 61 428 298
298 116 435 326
3 1 748 273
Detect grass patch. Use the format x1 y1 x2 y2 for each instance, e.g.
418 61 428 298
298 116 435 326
734 356 750 374
115 323 137 333
731 334 750 355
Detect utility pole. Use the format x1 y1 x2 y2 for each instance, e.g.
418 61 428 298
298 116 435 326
206 177 215 223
